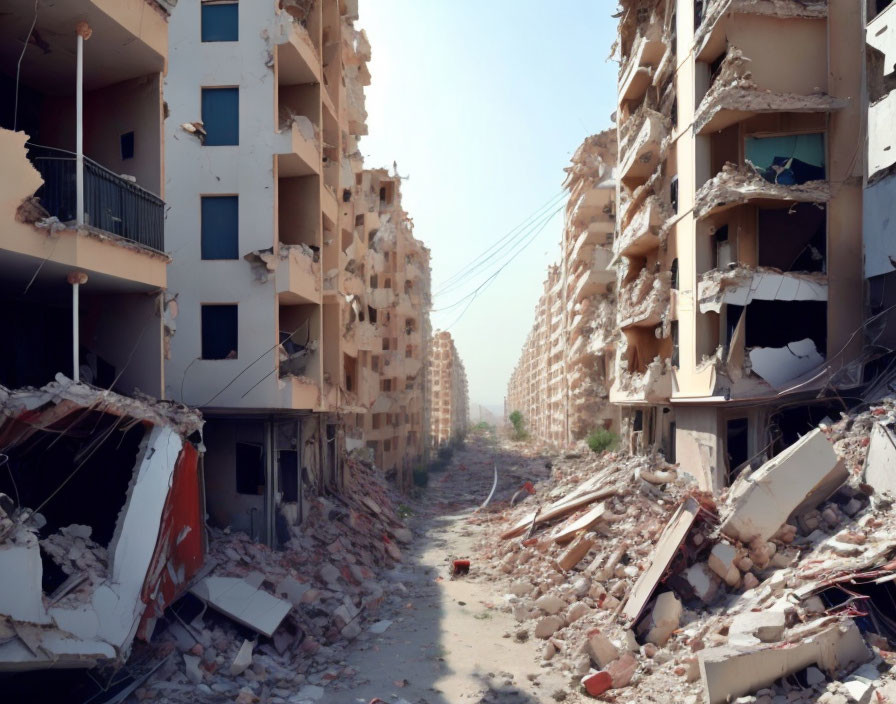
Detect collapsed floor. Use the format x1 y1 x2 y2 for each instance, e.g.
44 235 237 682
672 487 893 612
477 399 896 703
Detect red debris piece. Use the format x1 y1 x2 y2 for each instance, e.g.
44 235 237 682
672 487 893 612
522 481 536 494
581 670 612 696
453 559 471 575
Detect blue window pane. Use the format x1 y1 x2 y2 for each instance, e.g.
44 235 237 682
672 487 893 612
202 305 238 360
201 3 238 42
745 133 825 185
201 195 238 259
202 87 239 146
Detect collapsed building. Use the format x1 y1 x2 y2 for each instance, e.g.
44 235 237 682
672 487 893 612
428 330 469 448
506 131 619 445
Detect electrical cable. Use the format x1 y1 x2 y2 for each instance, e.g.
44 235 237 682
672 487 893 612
433 202 564 313
440 203 561 331
434 190 567 295
13 0 40 133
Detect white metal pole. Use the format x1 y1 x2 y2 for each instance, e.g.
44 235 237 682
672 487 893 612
72 280 79 380
76 32 84 227
68 271 88 382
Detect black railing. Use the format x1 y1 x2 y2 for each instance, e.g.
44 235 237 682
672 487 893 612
27 144 165 251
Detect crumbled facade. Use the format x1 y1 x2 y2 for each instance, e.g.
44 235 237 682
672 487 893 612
428 330 469 448
611 0 865 490
354 168 433 487
506 131 619 445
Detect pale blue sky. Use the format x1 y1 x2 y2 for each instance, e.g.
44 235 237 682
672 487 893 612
359 1 619 413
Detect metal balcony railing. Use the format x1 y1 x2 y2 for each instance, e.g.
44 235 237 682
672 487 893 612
27 144 165 251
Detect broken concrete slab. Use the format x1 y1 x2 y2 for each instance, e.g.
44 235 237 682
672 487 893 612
749 338 825 389
719 429 847 546
229 639 253 676
864 423 896 499
623 497 701 624
583 629 620 668
190 577 292 638
645 591 681 646
728 610 786 646
698 620 871 704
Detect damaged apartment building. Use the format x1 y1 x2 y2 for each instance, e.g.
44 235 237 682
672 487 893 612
352 167 433 487
0 0 206 674
611 0 868 490
428 330 469 449
506 131 619 445
163 1 434 541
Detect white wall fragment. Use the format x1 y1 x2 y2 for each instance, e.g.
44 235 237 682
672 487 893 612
749 338 824 388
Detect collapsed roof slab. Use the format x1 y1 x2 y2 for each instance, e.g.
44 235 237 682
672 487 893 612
697 268 828 315
719 428 846 545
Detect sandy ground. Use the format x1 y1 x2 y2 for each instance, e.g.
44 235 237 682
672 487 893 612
328 435 578 704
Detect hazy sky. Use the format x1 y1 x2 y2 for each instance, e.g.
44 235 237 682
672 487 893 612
359 1 618 413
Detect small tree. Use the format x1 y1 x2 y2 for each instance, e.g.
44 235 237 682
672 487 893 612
508 411 528 440
586 427 619 454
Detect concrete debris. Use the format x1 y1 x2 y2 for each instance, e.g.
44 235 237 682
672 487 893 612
748 338 826 388
480 393 896 703
720 428 847 545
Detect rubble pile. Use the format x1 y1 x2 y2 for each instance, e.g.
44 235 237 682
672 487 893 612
133 454 414 703
482 400 896 702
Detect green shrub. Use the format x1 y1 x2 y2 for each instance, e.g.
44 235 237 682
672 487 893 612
508 411 529 441
586 427 619 454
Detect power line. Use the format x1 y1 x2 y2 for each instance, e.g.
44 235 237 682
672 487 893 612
432 202 564 313
434 190 566 296
440 203 562 331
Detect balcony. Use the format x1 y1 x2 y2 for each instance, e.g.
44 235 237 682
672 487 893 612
695 164 831 221
569 181 615 231
694 47 847 135
618 109 667 186
275 245 321 304
615 195 669 258
618 22 666 106
617 269 672 328
610 357 673 404
29 144 164 251
276 117 320 177
276 17 322 85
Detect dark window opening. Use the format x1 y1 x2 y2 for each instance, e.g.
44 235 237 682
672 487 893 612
235 442 264 495
633 410 644 432
713 225 731 269
202 87 239 146
355 214 364 227
278 450 298 502
709 50 727 86
694 0 705 29
726 417 749 480
201 2 239 42
368 228 378 245
671 258 679 290
201 304 238 359
0 412 146 552
670 176 679 213
725 304 744 349
201 195 239 259
379 187 386 203
741 300 827 351
758 204 826 273
671 320 680 367
368 306 377 324
120 131 135 160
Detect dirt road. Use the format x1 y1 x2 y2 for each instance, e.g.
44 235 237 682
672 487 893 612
327 436 576 704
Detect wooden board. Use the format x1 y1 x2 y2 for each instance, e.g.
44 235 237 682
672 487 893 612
552 503 608 544
501 487 617 540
